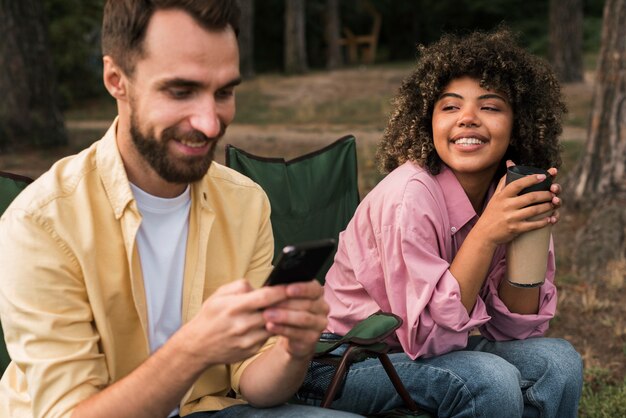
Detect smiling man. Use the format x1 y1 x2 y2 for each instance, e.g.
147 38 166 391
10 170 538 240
0 1 361 418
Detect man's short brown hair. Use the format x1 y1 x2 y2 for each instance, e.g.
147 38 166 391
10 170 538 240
101 0 240 76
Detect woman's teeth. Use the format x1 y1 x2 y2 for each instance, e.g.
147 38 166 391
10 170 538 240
454 137 483 145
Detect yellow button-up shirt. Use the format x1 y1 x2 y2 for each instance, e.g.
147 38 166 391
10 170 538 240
0 121 275 417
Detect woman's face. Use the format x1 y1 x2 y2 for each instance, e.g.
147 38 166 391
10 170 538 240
432 76 513 184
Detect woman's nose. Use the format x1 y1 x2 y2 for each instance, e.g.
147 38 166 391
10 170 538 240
457 106 480 128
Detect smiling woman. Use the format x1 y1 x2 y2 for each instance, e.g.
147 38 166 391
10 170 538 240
432 76 514 205
377 27 564 180
297 27 583 418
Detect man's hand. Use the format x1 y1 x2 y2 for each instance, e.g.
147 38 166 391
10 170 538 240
71 278 292 418
178 279 291 368
262 280 329 360
237 280 329 406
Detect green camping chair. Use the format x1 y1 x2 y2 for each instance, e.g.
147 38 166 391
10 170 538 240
0 171 32 215
0 171 34 376
226 135 360 282
225 136 426 416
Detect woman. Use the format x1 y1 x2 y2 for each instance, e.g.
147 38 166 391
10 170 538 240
298 28 583 418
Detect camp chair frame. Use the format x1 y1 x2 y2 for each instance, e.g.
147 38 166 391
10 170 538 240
313 312 420 412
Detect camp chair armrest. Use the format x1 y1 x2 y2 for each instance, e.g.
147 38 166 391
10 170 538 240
315 311 403 356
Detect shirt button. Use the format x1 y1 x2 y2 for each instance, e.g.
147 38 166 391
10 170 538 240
451 227 457 233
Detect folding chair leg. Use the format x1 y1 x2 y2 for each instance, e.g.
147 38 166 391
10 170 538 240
378 353 420 412
321 345 360 408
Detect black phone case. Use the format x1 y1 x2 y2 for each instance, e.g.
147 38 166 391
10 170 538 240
264 239 336 286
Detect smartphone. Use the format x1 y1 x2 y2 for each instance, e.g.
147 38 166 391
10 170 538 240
263 239 337 286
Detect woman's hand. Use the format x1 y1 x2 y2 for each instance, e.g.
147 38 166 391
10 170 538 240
546 167 562 225
474 162 561 247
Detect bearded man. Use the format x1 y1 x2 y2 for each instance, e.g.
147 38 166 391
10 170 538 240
0 1 361 418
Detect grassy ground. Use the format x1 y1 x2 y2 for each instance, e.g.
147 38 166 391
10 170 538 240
2 61 624 416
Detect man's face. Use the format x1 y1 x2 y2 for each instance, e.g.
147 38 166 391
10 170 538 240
128 106 223 183
123 9 241 185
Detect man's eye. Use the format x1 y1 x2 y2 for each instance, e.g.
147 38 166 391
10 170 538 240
169 88 192 99
216 89 235 100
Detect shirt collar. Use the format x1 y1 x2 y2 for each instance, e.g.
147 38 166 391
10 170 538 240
96 117 136 219
434 165 496 235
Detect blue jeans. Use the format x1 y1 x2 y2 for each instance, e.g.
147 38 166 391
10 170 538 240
297 336 583 418
179 403 363 417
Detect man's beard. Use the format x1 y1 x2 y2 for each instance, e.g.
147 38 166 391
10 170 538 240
129 113 223 184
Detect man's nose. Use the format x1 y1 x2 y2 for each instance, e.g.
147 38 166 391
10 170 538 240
188 99 221 138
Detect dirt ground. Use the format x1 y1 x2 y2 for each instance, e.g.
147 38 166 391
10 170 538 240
2 65 624 384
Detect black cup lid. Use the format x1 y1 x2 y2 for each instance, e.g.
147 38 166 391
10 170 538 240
506 165 552 195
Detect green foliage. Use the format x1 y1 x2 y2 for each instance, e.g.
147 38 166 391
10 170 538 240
249 0 605 71
45 0 605 104
583 16 604 55
44 0 104 108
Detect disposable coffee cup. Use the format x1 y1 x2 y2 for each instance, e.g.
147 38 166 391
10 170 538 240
505 166 553 288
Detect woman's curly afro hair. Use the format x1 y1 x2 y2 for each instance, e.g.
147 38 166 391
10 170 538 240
377 27 566 177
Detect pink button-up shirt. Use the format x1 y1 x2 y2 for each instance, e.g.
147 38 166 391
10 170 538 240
325 161 557 360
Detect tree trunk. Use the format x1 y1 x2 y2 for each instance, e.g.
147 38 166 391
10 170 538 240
284 0 308 74
239 0 255 79
566 0 626 281
548 0 584 83
325 0 342 70
0 0 67 150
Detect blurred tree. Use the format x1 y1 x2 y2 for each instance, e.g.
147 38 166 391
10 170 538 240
567 0 626 281
548 0 584 82
239 0 255 79
0 0 67 149
250 0 604 73
325 0 342 69
44 0 103 107
284 0 308 74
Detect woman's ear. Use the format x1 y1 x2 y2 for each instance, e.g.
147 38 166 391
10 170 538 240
102 56 128 101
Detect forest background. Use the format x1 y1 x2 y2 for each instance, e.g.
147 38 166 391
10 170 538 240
40 0 607 108
1 0 625 416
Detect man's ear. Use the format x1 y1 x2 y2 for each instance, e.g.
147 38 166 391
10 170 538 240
103 56 129 101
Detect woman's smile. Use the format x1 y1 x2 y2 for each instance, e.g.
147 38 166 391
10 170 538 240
432 76 513 181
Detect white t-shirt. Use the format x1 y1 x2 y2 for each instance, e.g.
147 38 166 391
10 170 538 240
130 183 191 417
130 183 190 353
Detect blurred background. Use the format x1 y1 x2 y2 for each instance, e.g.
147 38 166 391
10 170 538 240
1 0 625 415
4 0 607 109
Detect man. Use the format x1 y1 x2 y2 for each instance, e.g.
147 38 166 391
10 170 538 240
0 1 360 417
